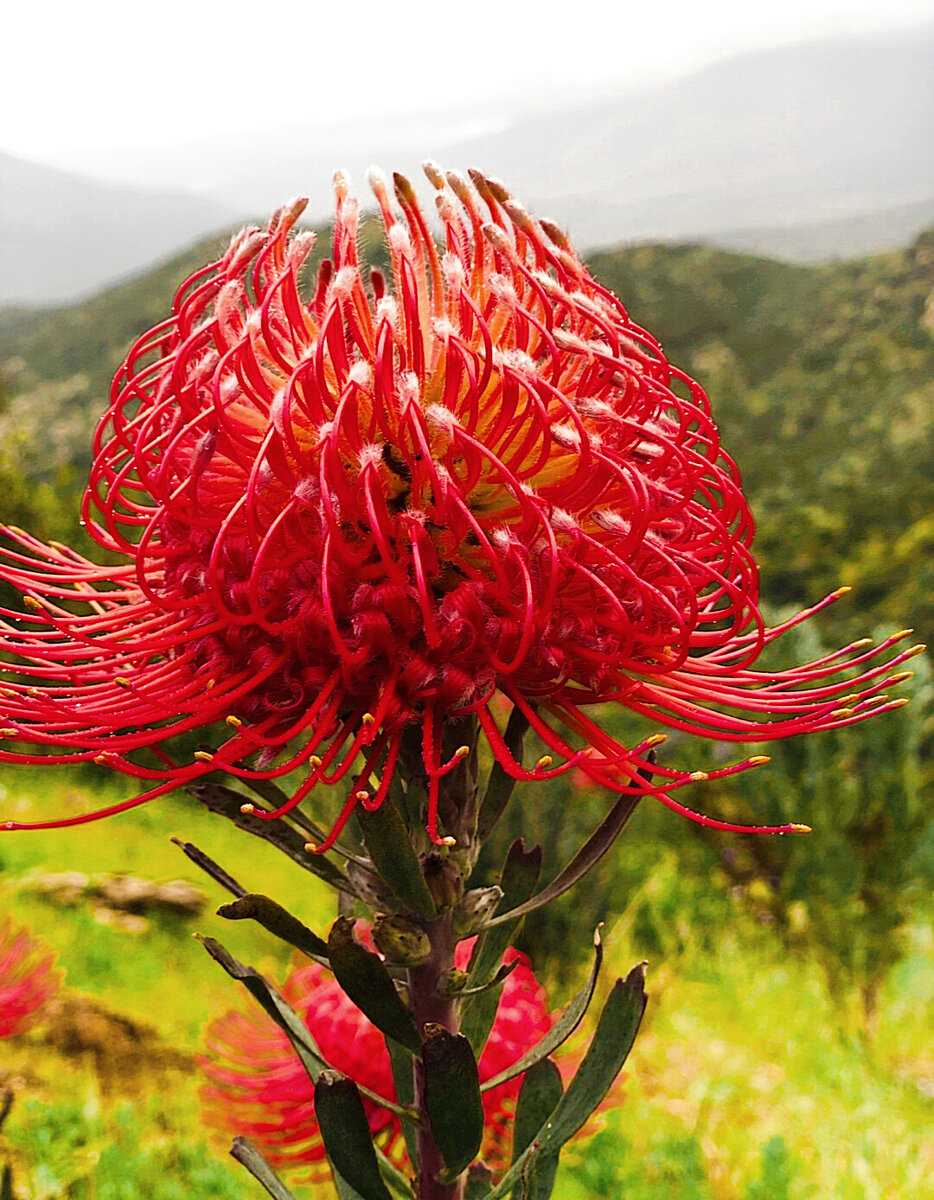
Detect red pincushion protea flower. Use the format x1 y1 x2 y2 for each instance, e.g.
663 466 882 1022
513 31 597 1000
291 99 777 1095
0 166 919 845
0 920 59 1038
201 938 552 1179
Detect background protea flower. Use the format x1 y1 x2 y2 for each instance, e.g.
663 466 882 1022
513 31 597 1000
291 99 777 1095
201 936 551 1180
0 920 59 1039
0 165 919 846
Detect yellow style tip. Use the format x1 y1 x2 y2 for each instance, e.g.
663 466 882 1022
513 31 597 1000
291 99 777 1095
225 715 243 728
194 751 214 763
830 586 852 599
689 770 709 782
239 803 256 814
790 824 812 834
748 755 771 766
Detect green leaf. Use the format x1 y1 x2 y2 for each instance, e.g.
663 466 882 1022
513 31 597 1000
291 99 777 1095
484 964 648 1200
465 1164 494 1199
476 707 528 841
171 837 246 898
314 1072 393 1200
199 935 329 1084
483 793 641 930
199 935 413 1119
217 893 329 960
387 1036 420 1171
480 926 604 1093
451 959 518 997
328 917 421 1054
358 796 437 919
512 1059 564 1200
422 1025 484 1178
461 839 542 1056
190 782 349 892
230 1136 296 1200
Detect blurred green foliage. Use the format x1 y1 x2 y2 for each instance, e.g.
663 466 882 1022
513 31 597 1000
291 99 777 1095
6 1099 243 1199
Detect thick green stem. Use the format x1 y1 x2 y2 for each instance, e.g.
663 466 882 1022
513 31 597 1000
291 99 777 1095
408 912 463 1200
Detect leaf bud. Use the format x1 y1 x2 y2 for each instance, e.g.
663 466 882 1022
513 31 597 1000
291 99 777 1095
452 885 503 938
372 913 432 965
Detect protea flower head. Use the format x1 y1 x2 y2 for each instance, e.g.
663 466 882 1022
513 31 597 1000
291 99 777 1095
0 166 920 845
0 920 60 1039
201 936 552 1178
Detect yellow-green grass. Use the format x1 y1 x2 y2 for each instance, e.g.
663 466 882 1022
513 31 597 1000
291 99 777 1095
1 767 932 1198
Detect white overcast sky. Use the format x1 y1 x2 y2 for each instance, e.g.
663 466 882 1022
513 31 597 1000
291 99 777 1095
4 0 932 190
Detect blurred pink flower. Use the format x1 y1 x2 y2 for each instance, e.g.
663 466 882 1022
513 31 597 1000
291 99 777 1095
201 937 552 1180
0 920 59 1039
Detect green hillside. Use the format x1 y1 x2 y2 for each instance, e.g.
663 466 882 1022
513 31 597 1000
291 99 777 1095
2 225 931 640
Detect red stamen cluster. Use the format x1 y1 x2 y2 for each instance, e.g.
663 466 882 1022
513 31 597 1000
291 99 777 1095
0 920 59 1039
0 166 920 844
201 939 552 1179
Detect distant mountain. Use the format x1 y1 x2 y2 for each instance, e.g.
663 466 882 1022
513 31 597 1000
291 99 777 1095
707 198 934 263
1 26 931 299
135 27 932 265
0 153 235 305
428 27 934 254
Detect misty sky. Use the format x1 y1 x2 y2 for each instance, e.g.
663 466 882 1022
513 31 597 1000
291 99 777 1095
6 0 932 194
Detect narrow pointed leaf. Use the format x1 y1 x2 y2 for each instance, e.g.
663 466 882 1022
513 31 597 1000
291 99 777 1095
315 1072 393 1200
358 794 437 919
461 839 542 1056
422 1025 484 1177
190 782 349 891
483 794 640 929
484 964 648 1200
387 1036 420 1170
455 959 518 997
217 893 329 960
512 1059 563 1200
465 1165 494 1199
328 917 421 1053
172 837 246 898
199 935 328 1082
481 926 603 1092
199 935 414 1118
513 1058 564 1157
230 1137 296 1200
477 707 528 840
